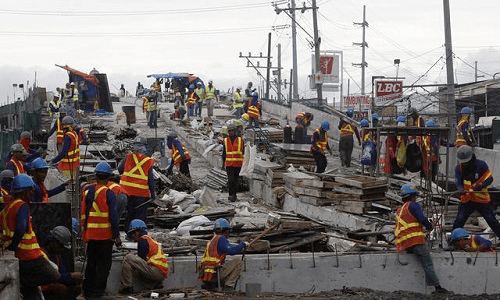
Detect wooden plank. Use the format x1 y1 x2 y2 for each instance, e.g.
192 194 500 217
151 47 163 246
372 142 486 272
298 195 335 206
332 184 387 195
280 220 312 230
285 183 323 197
335 176 388 189
284 185 298 197
323 191 386 201
283 172 318 186
336 205 370 215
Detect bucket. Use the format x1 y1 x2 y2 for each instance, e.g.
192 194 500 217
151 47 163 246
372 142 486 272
122 106 136 126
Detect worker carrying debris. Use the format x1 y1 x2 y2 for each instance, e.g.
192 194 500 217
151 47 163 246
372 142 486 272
198 218 248 291
119 219 169 295
449 228 495 252
247 92 262 128
81 162 122 299
40 226 82 300
394 183 448 294
6 143 28 175
46 109 67 153
222 123 244 202
118 137 156 237
338 108 361 168
31 157 69 203
311 120 333 173
294 111 314 143
0 174 62 299
167 132 191 178
455 106 476 147
50 116 81 179
452 145 500 238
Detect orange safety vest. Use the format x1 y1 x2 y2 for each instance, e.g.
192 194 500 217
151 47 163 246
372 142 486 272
456 117 472 147
469 235 495 252
187 91 197 106
247 102 261 119
107 182 127 195
79 128 88 144
310 128 328 152
394 202 425 252
0 199 44 260
8 158 25 175
361 128 372 143
460 167 492 204
142 97 149 112
119 153 155 197
340 123 355 137
140 235 169 277
223 137 244 167
198 234 227 282
0 186 11 203
81 184 112 243
56 119 64 145
170 140 191 167
58 131 80 173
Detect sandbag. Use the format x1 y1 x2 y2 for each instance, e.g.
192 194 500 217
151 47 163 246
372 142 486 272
405 142 423 172
239 144 256 177
361 141 377 165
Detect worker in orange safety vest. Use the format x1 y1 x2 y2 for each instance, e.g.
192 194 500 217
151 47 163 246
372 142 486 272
222 124 244 202
167 131 191 178
50 116 80 179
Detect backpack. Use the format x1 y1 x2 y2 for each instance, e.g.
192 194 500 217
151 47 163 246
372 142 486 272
361 141 377 165
405 142 423 172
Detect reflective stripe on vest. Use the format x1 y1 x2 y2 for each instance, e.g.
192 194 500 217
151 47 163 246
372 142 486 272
460 169 492 203
72 88 79 102
205 87 215 99
224 137 244 167
340 123 355 136
187 92 197 105
310 129 328 152
81 185 112 243
247 102 260 119
456 117 472 146
199 234 226 282
141 235 169 277
119 153 154 197
8 159 25 175
58 131 80 172
171 141 191 166
233 93 243 108
56 119 64 144
394 202 425 252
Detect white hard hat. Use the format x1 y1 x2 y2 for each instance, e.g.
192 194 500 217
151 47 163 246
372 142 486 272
70 82 76 86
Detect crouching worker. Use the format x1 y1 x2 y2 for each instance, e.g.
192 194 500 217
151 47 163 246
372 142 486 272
394 183 448 294
119 219 169 295
449 228 495 252
198 218 248 291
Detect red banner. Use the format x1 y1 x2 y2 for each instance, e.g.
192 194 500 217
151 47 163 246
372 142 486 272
375 81 403 104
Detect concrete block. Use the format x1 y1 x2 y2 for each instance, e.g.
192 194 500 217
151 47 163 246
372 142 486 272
245 283 261 297
0 256 20 300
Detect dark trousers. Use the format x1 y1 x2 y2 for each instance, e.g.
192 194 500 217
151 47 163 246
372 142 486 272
149 110 157 128
180 160 191 178
196 101 203 117
407 244 440 286
82 240 114 297
453 201 500 237
124 196 149 234
339 135 354 167
312 151 327 173
19 256 61 300
226 166 241 199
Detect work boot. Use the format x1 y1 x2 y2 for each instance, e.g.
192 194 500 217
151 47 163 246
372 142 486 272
228 195 235 202
432 285 449 294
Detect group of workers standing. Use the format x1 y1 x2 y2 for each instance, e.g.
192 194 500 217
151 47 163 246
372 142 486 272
50 82 85 118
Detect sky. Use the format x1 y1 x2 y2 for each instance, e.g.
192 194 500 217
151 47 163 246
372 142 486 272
1 0 500 106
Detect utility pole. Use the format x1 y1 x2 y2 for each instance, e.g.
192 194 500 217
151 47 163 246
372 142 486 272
311 0 323 105
353 5 368 96
266 32 272 99
443 0 455 119
277 43 282 102
290 0 299 101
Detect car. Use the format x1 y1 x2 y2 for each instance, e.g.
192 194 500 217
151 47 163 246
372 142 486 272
110 93 120 102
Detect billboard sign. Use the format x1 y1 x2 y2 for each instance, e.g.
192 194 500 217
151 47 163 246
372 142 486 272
312 54 340 84
343 95 371 110
375 81 403 104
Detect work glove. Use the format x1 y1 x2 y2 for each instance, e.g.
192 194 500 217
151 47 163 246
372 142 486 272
244 241 250 248
473 183 484 191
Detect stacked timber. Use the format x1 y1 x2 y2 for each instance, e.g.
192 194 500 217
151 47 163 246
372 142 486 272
203 168 228 190
283 171 337 206
245 127 284 144
273 143 316 169
328 176 388 214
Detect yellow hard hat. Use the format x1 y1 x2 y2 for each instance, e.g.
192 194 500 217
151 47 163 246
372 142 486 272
242 113 249 121
221 126 228 135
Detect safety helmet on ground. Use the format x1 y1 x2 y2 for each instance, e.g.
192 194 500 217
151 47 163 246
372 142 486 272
11 173 35 192
20 131 32 139
450 228 468 242
321 120 330 131
221 126 228 135
426 120 435 127
167 131 177 138
345 108 353 118
32 157 49 170
408 107 418 116
0 169 14 179
372 113 379 120
95 162 112 176
457 145 474 163
360 119 369 128
189 84 195 90
400 183 419 199
10 144 27 154
396 116 406 123
50 226 72 249
214 218 231 232
461 106 472 115
128 219 147 234
62 116 75 126
242 113 249 122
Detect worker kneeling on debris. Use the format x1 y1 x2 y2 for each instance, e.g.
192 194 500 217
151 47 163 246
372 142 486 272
119 219 169 295
198 218 248 291
167 131 191 178
449 228 495 252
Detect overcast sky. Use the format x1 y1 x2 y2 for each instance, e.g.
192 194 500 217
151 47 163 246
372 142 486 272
1 0 499 105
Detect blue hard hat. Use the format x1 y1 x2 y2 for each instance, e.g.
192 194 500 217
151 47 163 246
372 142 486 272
321 120 330 131
214 218 231 231
360 119 369 128
346 108 354 117
189 84 195 90
72 218 79 235
400 183 419 199
372 113 379 120
32 157 49 170
11 173 35 192
461 106 472 115
128 219 147 234
95 162 112 175
450 228 468 242
397 115 406 123
426 120 435 127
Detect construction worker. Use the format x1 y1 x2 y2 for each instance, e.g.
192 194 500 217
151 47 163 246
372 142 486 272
222 123 244 202
70 82 79 111
456 106 475 147
119 219 169 295
48 94 61 119
195 82 205 117
136 81 144 98
81 162 121 299
147 91 158 129
6 144 27 175
50 116 80 179
453 145 500 238
198 218 248 291
174 97 187 120
205 80 218 117
82 177 129 222
311 120 333 173
142 89 150 120
294 112 314 144
4 131 45 165
167 132 191 178
40 226 82 300
360 119 376 174
31 158 69 203
0 169 14 210
449 228 495 252
394 183 448 294
372 113 379 128
244 82 255 113
0 174 61 299
247 92 262 128
46 109 67 152
338 108 361 167
408 107 424 127
75 124 89 145
233 87 244 118
421 120 454 181
186 84 199 118
118 137 155 238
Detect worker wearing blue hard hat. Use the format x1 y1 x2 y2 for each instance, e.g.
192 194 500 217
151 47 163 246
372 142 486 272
31 157 70 203
338 109 361 168
456 106 475 147
395 183 448 294
310 120 333 173
449 228 495 252
186 84 199 118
